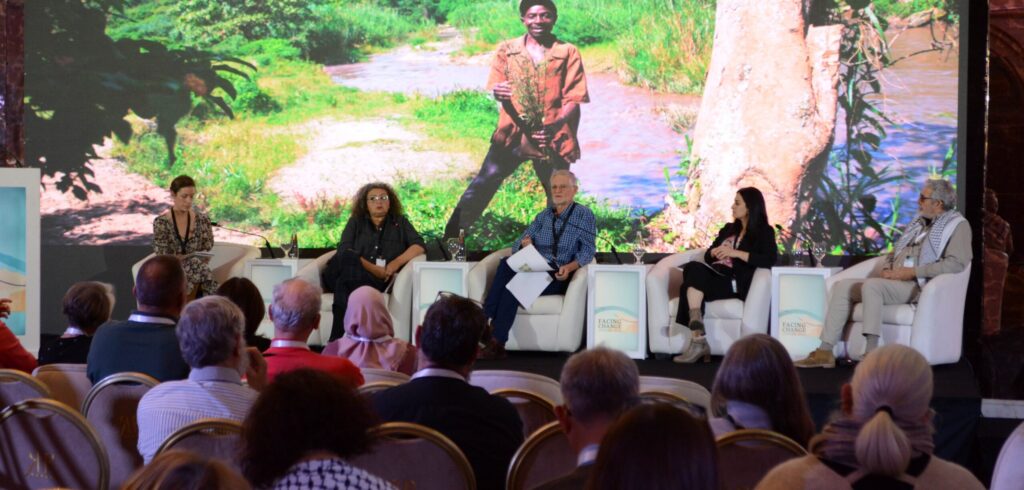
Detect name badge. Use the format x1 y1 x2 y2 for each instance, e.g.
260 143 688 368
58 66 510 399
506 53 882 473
376 258 386 268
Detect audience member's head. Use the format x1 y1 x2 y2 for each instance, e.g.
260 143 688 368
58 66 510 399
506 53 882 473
134 255 188 315
417 294 487 374
62 281 114 334
323 286 413 372
586 403 719 490
122 449 250 490
268 278 322 339
711 333 815 445
813 344 935 477
176 296 245 371
216 277 266 341
240 369 378 487
557 347 639 449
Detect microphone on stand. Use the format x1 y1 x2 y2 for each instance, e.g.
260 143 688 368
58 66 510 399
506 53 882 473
211 222 277 259
556 210 624 265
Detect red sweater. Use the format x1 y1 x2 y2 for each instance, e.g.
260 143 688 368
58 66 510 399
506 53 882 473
264 347 364 388
0 320 37 373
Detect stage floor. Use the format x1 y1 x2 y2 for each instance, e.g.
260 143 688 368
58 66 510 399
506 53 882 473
474 352 982 468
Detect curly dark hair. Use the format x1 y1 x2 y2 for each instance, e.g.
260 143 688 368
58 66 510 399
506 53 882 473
240 369 379 487
350 182 403 221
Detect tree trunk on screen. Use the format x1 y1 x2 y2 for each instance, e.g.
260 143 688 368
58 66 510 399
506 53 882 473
679 0 842 244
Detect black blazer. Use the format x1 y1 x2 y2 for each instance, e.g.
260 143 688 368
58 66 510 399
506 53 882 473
704 222 778 300
372 376 524 490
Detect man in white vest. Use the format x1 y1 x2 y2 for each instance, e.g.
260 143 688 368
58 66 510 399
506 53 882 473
796 179 972 368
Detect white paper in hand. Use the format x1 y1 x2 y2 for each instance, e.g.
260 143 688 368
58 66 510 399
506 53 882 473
506 245 554 272
506 272 553 309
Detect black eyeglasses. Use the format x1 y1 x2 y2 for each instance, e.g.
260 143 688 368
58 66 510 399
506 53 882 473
368 195 390 202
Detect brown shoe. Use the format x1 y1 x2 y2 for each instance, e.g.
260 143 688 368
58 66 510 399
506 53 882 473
479 340 507 360
794 349 836 369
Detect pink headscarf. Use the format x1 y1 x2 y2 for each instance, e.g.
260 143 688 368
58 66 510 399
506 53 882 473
322 286 415 374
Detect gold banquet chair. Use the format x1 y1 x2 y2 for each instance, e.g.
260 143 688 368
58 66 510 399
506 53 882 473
506 421 576 490
469 370 563 406
360 368 412 385
0 398 110 490
0 369 51 408
351 421 476 490
715 429 808 490
82 372 159 489
491 388 558 440
358 381 403 396
155 418 243 471
32 364 91 412
638 375 711 415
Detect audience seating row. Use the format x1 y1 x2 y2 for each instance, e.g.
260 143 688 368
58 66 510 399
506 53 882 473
131 244 971 364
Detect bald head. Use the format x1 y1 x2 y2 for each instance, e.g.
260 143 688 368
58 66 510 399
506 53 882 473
269 278 322 336
134 255 187 315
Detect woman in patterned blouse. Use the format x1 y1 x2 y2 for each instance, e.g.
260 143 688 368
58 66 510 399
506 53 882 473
240 369 394 490
152 175 217 298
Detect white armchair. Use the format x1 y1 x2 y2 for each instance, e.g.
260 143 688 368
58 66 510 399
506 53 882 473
646 249 772 356
467 249 589 353
825 256 971 365
295 251 423 346
131 242 261 287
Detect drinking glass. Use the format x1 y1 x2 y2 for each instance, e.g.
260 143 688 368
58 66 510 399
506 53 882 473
446 238 461 262
813 242 828 268
280 242 292 260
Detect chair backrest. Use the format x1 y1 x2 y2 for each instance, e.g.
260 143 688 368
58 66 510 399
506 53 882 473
992 420 1024 490
359 381 403 396
715 429 808 490
361 368 412 385
0 398 110 490
82 372 159 489
491 388 558 440
469 370 563 405
638 375 711 413
637 390 707 418
32 364 91 412
506 421 576 490
0 369 51 408
351 421 476 490
155 418 243 472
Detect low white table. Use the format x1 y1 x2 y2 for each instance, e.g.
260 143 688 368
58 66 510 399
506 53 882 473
587 264 648 359
411 261 476 337
245 258 313 340
770 265 843 359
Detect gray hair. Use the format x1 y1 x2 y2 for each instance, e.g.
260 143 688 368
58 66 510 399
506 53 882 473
924 179 956 210
560 347 640 423
550 169 579 187
270 278 322 333
177 296 244 368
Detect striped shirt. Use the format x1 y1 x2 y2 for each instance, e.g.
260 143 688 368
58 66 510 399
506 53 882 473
136 365 257 463
512 202 597 267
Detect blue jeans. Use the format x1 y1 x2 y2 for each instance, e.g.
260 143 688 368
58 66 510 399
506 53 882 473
484 258 572 343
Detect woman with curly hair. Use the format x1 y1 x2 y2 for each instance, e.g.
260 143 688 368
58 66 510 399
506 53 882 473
322 182 425 341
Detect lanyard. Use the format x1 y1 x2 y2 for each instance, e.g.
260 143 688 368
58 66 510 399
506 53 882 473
551 203 577 261
370 215 390 260
171 210 191 255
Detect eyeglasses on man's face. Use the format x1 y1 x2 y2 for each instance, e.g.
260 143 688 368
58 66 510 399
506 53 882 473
368 194 390 202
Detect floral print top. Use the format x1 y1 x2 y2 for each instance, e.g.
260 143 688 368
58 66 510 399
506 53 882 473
153 208 217 296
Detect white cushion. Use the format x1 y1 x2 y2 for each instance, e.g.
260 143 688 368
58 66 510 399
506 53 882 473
850 303 916 325
667 297 744 321
320 293 334 311
520 296 564 315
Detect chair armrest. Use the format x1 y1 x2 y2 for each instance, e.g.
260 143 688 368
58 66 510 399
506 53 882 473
389 255 426 341
219 244 261 284
557 264 591 349
467 248 512 302
297 250 337 288
826 256 882 291
910 262 971 364
741 268 773 336
646 249 707 329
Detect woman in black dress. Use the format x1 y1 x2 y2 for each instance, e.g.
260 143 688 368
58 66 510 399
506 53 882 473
322 183 424 341
673 187 778 363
